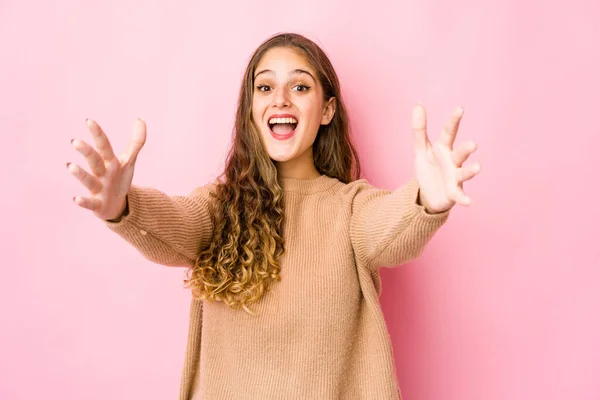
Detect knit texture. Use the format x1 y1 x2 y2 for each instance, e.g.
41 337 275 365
105 174 450 399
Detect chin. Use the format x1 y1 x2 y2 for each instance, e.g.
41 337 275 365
267 150 297 163
261 138 298 163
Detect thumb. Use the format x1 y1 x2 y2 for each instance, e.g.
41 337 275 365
125 118 147 164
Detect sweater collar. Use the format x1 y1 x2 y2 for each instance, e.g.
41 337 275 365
280 174 338 194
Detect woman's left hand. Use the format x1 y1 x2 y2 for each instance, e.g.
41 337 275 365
412 104 481 214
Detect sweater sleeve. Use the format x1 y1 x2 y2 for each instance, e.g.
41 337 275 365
103 184 215 268
350 178 450 270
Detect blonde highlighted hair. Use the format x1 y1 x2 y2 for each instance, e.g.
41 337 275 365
184 33 361 313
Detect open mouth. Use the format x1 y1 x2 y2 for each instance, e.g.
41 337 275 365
268 116 298 139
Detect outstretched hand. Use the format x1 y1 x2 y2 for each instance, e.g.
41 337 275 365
412 104 480 214
67 118 147 221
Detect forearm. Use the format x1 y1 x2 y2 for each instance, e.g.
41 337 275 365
351 179 450 269
105 184 215 268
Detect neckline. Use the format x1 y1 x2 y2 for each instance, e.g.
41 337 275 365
280 174 338 194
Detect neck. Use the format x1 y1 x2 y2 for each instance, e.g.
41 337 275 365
275 147 321 180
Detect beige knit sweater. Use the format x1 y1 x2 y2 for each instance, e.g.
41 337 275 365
105 174 450 399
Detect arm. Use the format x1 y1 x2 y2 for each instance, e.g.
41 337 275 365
104 184 215 268
350 178 450 270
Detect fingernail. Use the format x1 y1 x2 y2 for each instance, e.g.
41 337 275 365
70 139 74 145
66 162 71 168
72 196 77 203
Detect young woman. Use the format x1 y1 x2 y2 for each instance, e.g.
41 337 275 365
67 33 480 399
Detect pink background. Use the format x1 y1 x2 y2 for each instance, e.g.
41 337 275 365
2 0 599 399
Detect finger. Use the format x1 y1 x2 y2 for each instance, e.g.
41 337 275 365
73 196 102 212
439 107 464 149
123 118 147 165
412 104 430 152
452 186 471 206
456 163 481 183
71 138 106 176
86 119 117 162
67 162 103 194
452 141 477 166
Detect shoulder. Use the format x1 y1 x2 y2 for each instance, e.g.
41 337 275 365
186 180 221 204
318 177 397 216
327 177 394 201
329 177 421 216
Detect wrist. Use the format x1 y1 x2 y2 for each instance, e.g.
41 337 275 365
417 190 449 214
106 197 129 222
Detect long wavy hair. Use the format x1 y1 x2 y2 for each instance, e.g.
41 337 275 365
184 33 362 314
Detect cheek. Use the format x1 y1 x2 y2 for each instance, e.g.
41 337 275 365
251 100 258 122
252 98 268 127
304 100 324 129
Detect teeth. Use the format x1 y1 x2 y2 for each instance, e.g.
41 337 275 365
268 117 298 125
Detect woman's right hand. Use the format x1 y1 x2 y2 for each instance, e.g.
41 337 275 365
68 118 147 221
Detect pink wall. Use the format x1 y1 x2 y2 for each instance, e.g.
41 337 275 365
2 1 599 399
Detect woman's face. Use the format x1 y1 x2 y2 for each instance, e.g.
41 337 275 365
252 47 335 176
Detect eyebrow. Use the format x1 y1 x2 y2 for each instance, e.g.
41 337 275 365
254 68 316 82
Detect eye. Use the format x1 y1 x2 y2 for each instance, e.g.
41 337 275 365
293 85 310 92
256 85 271 92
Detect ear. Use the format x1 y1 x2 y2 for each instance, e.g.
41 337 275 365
321 97 336 125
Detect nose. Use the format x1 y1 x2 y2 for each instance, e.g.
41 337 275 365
271 86 291 108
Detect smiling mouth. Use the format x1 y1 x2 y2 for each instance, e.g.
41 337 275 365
268 117 298 140
269 123 297 136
